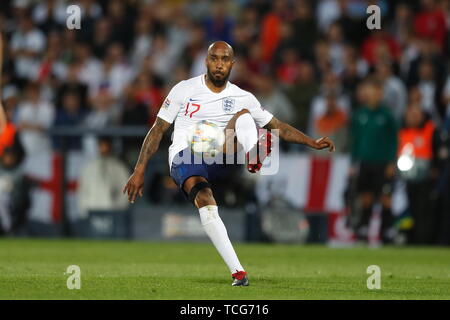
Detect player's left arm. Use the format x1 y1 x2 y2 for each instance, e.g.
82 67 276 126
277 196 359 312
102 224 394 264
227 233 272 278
264 116 335 152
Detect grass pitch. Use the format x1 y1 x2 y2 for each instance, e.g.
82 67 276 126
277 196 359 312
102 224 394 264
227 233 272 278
0 238 449 300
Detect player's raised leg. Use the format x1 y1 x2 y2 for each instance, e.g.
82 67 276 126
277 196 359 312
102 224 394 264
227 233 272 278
183 175 249 286
224 109 258 153
224 109 272 173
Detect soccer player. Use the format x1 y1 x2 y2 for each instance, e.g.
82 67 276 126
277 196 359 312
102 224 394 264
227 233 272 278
123 41 335 286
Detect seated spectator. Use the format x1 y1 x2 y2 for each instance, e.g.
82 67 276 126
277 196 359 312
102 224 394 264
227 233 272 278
388 2 414 48
149 34 179 82
107 0 134 51
326 22 347 76
34 30 65 83
53 91 86 151
90 17 113 59
83 85 118 158
125 72 162 126
179 22 207 78
275 47 301 87
272 21 297 69
341 45 368 108
375 60 407 122
120 96 150 168
260 0 288 63
361 29 401 67
408 86 423 107
130 15 153 69
312 92 348 154
55 62 89 111
284 62 319 130
415 59 442 124
10 12 46 81
95 43 133 100
15 82 55 159
245 43 268 76
231 23 252 58
308 72 350 136
316 0 341 33
202 0 234 44
73 43 102 96
406 37 446 90
78 136 130 219
32 0 67 32
413 0 447 51
253 73 294 123
165 8 191 64
228 58 254 92
291 0 318 60
313 40 331 79
334 0 369 46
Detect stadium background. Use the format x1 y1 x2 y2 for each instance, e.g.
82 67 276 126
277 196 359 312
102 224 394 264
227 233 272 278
0 0 449 246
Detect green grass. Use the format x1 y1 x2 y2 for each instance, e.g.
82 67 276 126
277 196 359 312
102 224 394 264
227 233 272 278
0 238 449 299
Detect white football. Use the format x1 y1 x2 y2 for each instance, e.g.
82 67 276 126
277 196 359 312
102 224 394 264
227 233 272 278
186 120 225 157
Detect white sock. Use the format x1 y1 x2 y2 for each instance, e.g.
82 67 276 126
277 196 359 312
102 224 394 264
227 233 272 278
198 205 244 274
235 113 258 153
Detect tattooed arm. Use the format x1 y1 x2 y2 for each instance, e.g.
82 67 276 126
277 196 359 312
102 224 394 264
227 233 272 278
264 116 335 152
123 117 171 203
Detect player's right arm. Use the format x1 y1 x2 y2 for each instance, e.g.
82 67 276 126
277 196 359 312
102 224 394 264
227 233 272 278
123 80 186 203
244 92 335 152
123 117 171 203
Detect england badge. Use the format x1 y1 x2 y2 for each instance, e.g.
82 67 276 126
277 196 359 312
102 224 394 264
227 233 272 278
222 97 235 113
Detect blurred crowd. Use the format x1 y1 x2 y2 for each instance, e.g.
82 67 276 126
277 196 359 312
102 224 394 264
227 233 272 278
0 0 449 244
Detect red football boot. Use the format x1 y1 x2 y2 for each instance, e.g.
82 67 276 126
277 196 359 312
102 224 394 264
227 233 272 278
246 129 272 173
231 271 249 286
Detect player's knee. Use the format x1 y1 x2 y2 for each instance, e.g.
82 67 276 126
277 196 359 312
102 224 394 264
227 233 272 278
226 109 250 130
195 188 215 207
187 180 216 207
236 109 250 117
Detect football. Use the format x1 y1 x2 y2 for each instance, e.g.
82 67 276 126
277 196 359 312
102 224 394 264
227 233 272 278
186 120 225 157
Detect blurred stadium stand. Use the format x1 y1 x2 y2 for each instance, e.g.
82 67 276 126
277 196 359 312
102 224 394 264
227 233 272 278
0 0 449 245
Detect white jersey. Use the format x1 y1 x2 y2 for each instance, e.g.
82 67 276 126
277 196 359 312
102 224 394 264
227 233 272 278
157 74 274 168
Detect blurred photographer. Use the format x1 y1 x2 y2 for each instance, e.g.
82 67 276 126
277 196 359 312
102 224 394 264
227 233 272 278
397 105 437 244
0 146 30 235
0 88 27 236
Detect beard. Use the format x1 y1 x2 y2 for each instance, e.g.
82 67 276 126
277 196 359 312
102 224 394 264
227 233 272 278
207 69 230 87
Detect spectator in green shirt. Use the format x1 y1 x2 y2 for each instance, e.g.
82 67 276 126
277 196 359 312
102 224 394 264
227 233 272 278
349 78 398 244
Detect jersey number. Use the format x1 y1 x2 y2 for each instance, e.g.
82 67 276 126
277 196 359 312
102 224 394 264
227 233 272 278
185 102 201 118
